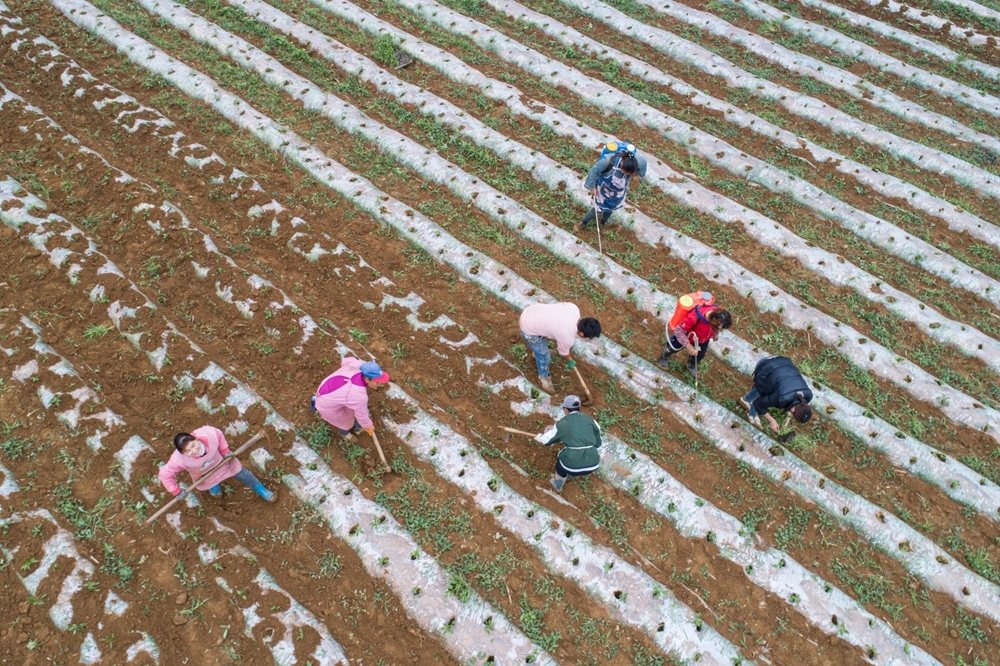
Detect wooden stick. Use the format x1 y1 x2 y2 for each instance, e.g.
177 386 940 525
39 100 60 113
146 431 266 525
572 365 593 403
370 429 392 473
501 426 537 438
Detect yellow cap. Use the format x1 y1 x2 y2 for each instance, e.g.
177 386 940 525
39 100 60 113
606 141 618 152
679 295 694 308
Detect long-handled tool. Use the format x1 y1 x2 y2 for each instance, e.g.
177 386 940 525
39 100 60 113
501 426 537 438
593 197 604 256
146 430 267 525
370 428 392 473
572 365 594 405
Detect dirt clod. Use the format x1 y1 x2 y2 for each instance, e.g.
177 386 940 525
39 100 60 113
173 615 188 626
175 592 188 606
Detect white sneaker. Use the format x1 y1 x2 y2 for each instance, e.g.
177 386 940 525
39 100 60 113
539 376 555 392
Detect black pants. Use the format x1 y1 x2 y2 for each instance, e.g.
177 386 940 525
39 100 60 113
555 459 596 480
662 337 710 361
580 208 613 227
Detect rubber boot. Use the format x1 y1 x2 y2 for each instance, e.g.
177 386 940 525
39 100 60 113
549 474 566 492
657 346 675 369
208 485 222 498
686 356 699 378
253 483 276 503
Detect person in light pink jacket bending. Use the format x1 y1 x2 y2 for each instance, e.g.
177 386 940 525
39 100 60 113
311 358 390 441
158 426 276 502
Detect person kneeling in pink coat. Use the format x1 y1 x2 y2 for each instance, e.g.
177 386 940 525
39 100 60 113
158 426 276 502
312 358 390 441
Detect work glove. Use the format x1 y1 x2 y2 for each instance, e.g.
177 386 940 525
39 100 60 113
565 359 576 369
533 434 547 444
364 427 375 436
748 415 762 428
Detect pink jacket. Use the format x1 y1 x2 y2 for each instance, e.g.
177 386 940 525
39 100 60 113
158 426 242 496
314 357 373 431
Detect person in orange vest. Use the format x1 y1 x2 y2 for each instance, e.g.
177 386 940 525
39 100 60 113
657 293 732 378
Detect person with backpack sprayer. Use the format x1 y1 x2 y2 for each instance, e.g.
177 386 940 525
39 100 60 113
533 395 602 492
657 292 733 379
158 426 277 502
518 302 602 393
575 141 648 237
740 355 814 433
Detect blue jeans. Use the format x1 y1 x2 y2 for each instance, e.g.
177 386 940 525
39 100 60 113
520 330 551 378
741 387 761 417
211 467 262 494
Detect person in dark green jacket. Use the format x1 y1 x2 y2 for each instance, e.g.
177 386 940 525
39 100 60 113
535 395 602 491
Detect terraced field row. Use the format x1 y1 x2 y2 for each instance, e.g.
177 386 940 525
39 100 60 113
1 0 999 661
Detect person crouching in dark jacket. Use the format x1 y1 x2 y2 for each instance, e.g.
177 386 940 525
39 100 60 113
740 355 813 433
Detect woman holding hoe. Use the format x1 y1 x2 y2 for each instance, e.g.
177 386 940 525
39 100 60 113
159 426 276 502
312 357 390 441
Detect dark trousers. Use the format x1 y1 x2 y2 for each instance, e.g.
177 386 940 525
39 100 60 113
555 459 596 480
580 208 613 227
662 337 710 361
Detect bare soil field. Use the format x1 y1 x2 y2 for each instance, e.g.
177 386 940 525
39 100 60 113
1 0 999 663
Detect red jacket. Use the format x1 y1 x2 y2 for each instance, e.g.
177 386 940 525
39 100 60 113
673 305 719 346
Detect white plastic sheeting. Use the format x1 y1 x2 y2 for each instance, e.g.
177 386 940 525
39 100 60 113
387 0 1000 306
3 510 95 630
45 0 1000 624
382 386 748 666
494 0 1000 230
717 0 1000 118
483 378 938 666
15 6 1000 451
1 62 924 661
187 368 557 666
797 0 1000 77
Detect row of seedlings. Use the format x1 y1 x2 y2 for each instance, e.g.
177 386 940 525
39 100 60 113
367 0 1000 304
226 0 1000 443
0 79 706 664
0 172 555 665
0 72 752 664
8 0 1000 453
2 314 355 665
11 5 1000 656
1 315 161 665
790 0 1000 76
608 0 1000 120
37 1 1000 639
0 41 908 660
490 0 1000 236
378 279 941 664
127 0 1000 532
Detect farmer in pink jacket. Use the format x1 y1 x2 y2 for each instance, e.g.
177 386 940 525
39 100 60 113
158 426 276 502
312 358 390 441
